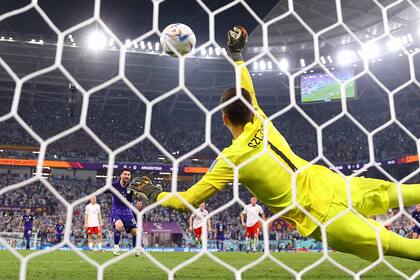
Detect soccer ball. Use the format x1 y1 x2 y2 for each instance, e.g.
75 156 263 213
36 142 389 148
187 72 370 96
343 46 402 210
160 23 196 57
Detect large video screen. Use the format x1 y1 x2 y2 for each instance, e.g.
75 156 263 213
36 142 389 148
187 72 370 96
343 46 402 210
300 69 356 103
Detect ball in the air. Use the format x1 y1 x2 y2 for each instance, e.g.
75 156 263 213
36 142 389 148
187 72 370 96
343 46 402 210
160 23 196 57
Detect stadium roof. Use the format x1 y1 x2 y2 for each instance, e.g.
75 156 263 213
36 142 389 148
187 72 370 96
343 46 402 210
248 0 420 55
0 0 419 113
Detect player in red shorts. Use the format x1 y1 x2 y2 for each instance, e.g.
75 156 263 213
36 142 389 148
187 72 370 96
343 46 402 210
84 196 103 252
189 202 211 247
241 197 265 253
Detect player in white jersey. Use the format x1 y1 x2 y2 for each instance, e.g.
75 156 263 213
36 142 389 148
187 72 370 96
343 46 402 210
189 202 211 247
84 196 103 251
241 197 265 252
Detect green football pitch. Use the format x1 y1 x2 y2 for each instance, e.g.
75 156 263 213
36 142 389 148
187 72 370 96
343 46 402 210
302 82 355 103
0 250 418 279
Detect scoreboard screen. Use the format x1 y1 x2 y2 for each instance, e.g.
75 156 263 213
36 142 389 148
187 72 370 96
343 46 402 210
300 69 356 103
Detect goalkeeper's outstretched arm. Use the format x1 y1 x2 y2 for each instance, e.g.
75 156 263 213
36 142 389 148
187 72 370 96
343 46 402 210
129 156 234 212
227 26 261 111
158 181 221 212
156 157 234 211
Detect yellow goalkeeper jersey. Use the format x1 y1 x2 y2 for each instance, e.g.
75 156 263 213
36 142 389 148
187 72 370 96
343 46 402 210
158 60 337 237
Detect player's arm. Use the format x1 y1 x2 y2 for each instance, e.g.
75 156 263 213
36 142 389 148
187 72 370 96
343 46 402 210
260 209 266 221
236 60 260 111
158 181 220 212
240 210 246 227
129 157 233 212
227 26 261 112
189 214 194 232
207 216 212 232
84 212 88 229
98 210 102 228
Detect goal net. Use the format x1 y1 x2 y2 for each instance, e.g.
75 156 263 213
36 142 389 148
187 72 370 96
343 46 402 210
0 0 419 279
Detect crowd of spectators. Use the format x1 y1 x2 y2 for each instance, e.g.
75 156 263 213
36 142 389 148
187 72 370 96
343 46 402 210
0 174 419 250
0 92 419 249
300 70 354 96
0 176 248 247
0 101 418 166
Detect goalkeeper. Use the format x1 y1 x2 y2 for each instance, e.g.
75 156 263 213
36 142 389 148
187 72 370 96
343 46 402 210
130 27 420 261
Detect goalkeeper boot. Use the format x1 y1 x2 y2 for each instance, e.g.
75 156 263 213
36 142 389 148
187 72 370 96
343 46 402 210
113 245 121 256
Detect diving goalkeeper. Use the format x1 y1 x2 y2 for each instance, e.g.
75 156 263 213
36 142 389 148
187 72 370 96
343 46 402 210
130 27 420 261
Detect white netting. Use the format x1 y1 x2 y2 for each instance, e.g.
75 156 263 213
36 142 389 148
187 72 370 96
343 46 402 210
0 0 419 279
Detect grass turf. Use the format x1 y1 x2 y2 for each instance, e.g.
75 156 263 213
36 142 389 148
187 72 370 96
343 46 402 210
0 250 418 279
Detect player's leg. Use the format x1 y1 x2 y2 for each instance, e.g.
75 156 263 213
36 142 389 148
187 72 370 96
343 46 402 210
216 238 220 250
97 228 103 251
253 234 258 252
252 224 259 252
130 228 137 249
194 227 202 247
113 219 124 256
245 227 251 253
24 230 30 250
387 182 420 209
386 230 420 260
129 228 141 256
312 200 420 261
310 207 388 261
124 214 141 256
56 234 62 244
350 177 420 215
87 230 93 251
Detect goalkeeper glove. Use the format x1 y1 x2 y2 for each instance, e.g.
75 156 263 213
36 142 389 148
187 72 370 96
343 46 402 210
128 176 162 203
227 26 248 61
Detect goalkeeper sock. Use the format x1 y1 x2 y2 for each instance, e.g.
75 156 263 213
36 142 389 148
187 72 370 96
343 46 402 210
388 183 420 208
88 243 93 250
386 230 420 261
132 235 137 248
114 231 121 245
98 243 102 250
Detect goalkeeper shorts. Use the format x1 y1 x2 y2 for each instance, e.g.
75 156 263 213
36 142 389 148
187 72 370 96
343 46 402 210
310 178 393 261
